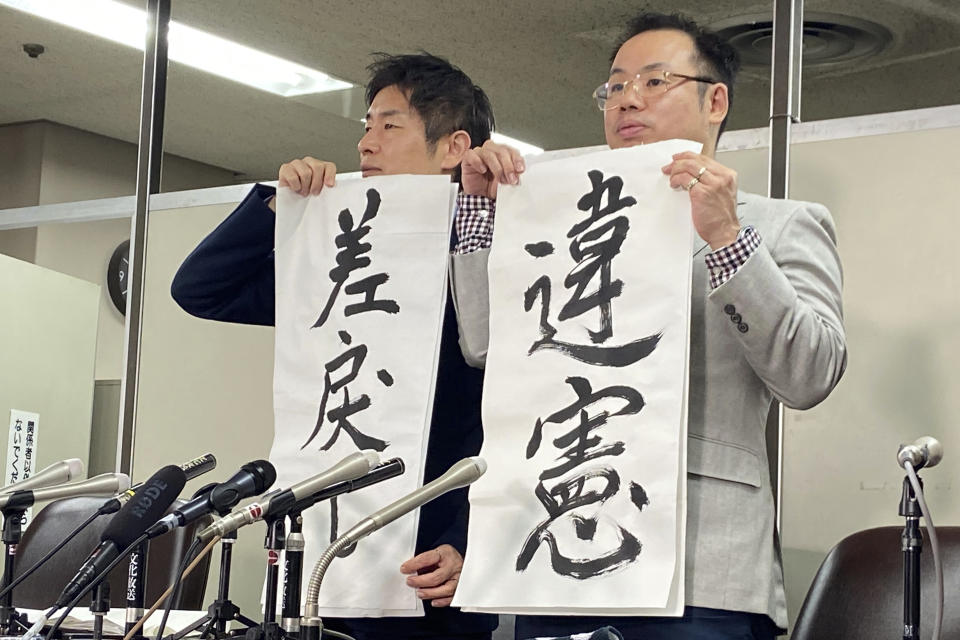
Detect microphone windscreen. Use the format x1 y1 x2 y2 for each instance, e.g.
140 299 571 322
103 465 187 547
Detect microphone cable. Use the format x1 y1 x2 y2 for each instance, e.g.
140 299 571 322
903 460 943 640
44 533 150 640
121 536 219 640
0 510 101 602
153 538 203 640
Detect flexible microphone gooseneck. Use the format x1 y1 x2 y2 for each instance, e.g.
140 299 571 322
300 456 486 636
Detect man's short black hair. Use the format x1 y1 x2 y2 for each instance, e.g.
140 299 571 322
365 52 495 152
612 12 741 137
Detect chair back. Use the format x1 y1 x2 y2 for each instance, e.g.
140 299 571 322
792 525 960 640
11 496 212 610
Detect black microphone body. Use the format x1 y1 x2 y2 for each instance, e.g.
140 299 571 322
54 466 186 607
291 458 405 515
146 459 276 539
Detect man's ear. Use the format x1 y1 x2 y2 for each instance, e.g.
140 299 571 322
707 83 729 127
439 130 472 171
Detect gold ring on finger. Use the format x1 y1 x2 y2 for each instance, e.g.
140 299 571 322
697 166 707 178
685 177 700 190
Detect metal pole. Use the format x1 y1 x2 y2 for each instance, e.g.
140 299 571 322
116 0 170 475
766 0 804 532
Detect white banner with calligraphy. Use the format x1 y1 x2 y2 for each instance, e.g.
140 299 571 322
273 175 456 617
455 141 697 615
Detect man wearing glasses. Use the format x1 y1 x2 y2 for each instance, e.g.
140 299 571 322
452 12 846 640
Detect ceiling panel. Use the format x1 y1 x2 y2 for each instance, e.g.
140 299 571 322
2 0 958 182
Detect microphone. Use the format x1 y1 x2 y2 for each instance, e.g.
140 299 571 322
0 473 131 511
179 452 217 481
898 436 944 471
336 456 485 548
0 458 84 494
99 453 218 515
145 459 276 538
290 457 405 513
302 457 485 627
53 465 186 607
196 451 379 542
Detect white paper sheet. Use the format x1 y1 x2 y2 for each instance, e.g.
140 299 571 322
6 409 39 527
455 141 697 615
272 175 456 617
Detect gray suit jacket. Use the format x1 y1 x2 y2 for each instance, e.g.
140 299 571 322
449 191 847 630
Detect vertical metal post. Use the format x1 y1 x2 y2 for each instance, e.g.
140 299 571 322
117 0 170 475
766 0 804 532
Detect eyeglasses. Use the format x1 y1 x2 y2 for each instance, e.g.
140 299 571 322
592 70 719 111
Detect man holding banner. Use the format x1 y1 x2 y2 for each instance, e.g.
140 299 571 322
450 12 846 640
172 53 498 640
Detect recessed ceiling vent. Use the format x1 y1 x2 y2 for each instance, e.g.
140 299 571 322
710 12 893 68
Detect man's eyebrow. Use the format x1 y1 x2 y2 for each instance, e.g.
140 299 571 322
609 62 667 75
365 109 406 120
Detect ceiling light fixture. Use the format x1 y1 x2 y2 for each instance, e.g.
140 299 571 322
2 0 353 96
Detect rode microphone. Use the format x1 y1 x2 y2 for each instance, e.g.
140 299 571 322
0 473 130 511
145 459 276 538
197 451 379 542
0 458 84 494
53 465 186 607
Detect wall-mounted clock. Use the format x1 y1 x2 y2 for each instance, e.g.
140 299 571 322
107 239 130 315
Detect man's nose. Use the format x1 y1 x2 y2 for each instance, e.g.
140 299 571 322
358 129 378 154
619 84 647 111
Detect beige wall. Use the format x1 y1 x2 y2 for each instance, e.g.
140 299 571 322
0 227 37 263
37 122 239 204
138 202 275 613
781 127 960 623
0 252 99 480
0 121 241 381
33 217 132 380
0 122 43 210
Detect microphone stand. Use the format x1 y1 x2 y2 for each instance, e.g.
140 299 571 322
169 526 259 640
89 581 110 640
245 514 286 640
900 473 923 640
280 510 305 640
124 539 149 639
0 506 30 634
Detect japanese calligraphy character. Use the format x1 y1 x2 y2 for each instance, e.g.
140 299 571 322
301 330 392 452
312 189 399 328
